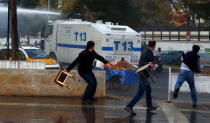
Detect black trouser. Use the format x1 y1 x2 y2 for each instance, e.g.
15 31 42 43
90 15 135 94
79 71 97 101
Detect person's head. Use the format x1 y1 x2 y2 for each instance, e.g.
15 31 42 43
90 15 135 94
192 45 200 54
86 41 95 51
148 40 156 51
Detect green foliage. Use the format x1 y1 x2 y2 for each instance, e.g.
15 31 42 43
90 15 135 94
133 0 171 25
18 0 40 8
17 0 172 26
71 0 171 26
51 0 60 10
18 0 59 10
16 0 210 26
182 0 210 19
197 3 210 20
71 0 139 25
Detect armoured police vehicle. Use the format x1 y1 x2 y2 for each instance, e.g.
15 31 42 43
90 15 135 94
44 19 141 65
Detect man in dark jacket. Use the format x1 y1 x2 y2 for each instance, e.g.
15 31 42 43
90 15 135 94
173 45 201 108
66 41 108 104
125 40 158 115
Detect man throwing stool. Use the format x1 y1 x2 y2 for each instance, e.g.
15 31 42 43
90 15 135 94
66 41 109 104
173 45 201 108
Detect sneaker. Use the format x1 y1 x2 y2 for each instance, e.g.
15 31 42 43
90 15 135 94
192 104 197 108
124 106 136 116
173 88 180 99
146 106 158 112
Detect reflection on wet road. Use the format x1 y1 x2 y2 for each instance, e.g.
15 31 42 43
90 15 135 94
0 96 209 123
190 111 197 123
0 97 169 123
81 104 96 123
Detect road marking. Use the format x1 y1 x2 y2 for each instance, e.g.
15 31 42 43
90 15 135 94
169 100 210 104
179 108 210 114
157 101 189 123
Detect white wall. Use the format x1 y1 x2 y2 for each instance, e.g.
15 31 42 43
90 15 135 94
0 60 45 69
170 73 210 93
156 41 210 53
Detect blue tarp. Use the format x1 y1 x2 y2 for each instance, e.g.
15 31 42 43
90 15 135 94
106 70 139 85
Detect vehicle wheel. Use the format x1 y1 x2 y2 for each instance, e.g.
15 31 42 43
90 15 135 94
49 52 57 61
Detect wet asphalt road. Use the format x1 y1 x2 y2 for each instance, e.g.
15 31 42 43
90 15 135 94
0 97 168 123
107 68 210 102
0 68 209 123
107 68 210 123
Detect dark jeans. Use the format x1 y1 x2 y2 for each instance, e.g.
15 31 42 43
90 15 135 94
127 75 152 108
174 69 197 104
79 71 97 101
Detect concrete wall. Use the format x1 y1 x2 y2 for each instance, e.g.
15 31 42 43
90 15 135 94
0 69 106 97
0 61 45 69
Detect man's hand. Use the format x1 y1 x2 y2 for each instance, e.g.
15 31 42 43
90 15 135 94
105 62 113 69
63 70 69 74
63 70 74 78
148 62 154 67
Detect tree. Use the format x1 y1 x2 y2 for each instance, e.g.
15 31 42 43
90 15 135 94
54 0 173 27
59 0 76 12
133 0 171 26
66 0 142 26
18 0 40 8
17 0 172 26
181 0 210 25
39 0 61 10
18 0 59 10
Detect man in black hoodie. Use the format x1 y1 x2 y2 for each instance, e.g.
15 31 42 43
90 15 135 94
173 45 201 108
66 41 108 104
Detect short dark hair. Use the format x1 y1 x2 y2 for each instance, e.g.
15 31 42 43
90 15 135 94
192 45 200 53
148 40 156 47
86 41 95 49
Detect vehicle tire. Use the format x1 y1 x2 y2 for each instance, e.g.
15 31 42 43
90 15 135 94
49 52 57 61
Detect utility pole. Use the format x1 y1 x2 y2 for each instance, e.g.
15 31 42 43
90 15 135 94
6 0 10 60
47 0 50 20
10 0 19 60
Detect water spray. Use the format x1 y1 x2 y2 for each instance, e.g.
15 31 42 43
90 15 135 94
0 6 60 15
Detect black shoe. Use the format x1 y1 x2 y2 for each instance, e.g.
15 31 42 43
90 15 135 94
82 99 93 105
124 106 136 116
147 106 158 112
173 88 180 99
192 104 197 108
